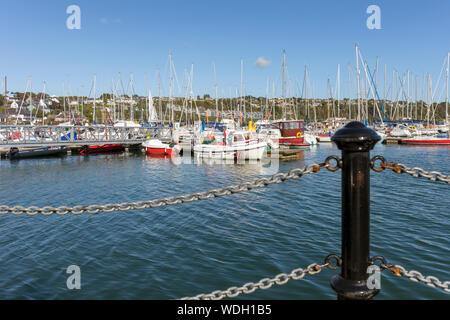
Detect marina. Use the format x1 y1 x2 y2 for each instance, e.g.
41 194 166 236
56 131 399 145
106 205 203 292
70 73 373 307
0 142 448 299
2 49 449 159
1 49 449 300
1 1 449 304
0 49 449 301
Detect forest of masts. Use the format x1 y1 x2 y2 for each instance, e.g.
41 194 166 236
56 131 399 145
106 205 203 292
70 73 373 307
2 50 449 126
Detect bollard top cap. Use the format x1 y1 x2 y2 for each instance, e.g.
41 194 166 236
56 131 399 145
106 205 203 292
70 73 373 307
331 121 381 151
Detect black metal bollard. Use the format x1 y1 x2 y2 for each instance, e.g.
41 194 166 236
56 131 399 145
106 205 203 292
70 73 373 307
330 121 381 300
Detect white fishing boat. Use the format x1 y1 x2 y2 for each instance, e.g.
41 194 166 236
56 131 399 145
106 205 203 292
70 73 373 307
194 130 266 160
254 121 281 149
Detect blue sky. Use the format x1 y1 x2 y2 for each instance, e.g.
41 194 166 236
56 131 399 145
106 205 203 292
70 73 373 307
0 0 449 99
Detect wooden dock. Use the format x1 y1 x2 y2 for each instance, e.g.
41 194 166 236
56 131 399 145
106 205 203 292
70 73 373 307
267 147 307 161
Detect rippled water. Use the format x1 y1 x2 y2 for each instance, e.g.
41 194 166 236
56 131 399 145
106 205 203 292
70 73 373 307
0 143 448 300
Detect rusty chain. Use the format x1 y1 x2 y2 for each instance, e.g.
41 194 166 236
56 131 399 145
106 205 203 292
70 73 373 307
181 254 342 300
370 156 450 184
0 156 341 216
371 256 450 294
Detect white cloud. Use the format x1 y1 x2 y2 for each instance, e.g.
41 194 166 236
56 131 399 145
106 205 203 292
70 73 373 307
254 57 272 68
100 18 108 24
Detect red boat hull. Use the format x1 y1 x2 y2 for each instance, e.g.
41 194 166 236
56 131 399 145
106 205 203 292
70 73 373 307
401 139 450 145
279 137 304 144
279 136 310 147
145 147 177 155
81 144 124 155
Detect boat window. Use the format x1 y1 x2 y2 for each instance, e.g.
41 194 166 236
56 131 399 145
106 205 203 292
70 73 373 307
284 122 299 129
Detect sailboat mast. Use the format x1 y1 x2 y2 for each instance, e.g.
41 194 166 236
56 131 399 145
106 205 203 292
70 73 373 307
355 45 361 121
240 59 244 123
111 79 115 122
304 65 309 121
327 77 331 119
272 82 276 121
3 76 7 124
415 75 418 120
407 69 410 120
264 77 269 123
337 64 340 118
446 52 449 126
157 70 162 124
373 57 379 121
62 80 66 122
93 75 96 124
41 82 46 125
282 50 286 119
190 64 195 123
130 73 134 122
427 74 431 127
214 61 218 121
144 73 149 122
30 76 32 118
347 63 351 120
169 52 174 126
312 83 317 123
118 73 123 120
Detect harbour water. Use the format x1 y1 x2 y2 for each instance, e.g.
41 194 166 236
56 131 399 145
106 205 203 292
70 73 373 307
0 143 448 299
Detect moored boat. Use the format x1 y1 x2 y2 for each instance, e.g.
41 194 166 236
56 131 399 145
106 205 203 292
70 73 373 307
80 144 124 155
194 130 266 160
7 146 67 160
142 139 181 155
254 121 281 149
316 133 333 143
275 120 310 148
401 136 450 145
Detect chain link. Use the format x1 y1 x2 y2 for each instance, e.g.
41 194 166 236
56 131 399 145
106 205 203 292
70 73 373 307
0 156 341 216
370 256 450 294
371 156 450 184
180 260 335 300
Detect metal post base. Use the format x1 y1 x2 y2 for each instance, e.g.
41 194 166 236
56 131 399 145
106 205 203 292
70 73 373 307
331 274 380 300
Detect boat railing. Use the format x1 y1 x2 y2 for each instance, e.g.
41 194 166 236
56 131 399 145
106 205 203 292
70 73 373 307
0 124 155 147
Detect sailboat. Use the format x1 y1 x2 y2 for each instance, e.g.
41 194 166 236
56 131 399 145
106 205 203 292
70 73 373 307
273 50 311 148
81 78 125 155
402 52 450 145
142 91 182 155
143 54 181 156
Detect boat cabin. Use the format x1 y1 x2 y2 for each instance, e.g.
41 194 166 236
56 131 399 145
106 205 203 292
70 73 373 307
276 120 305 138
